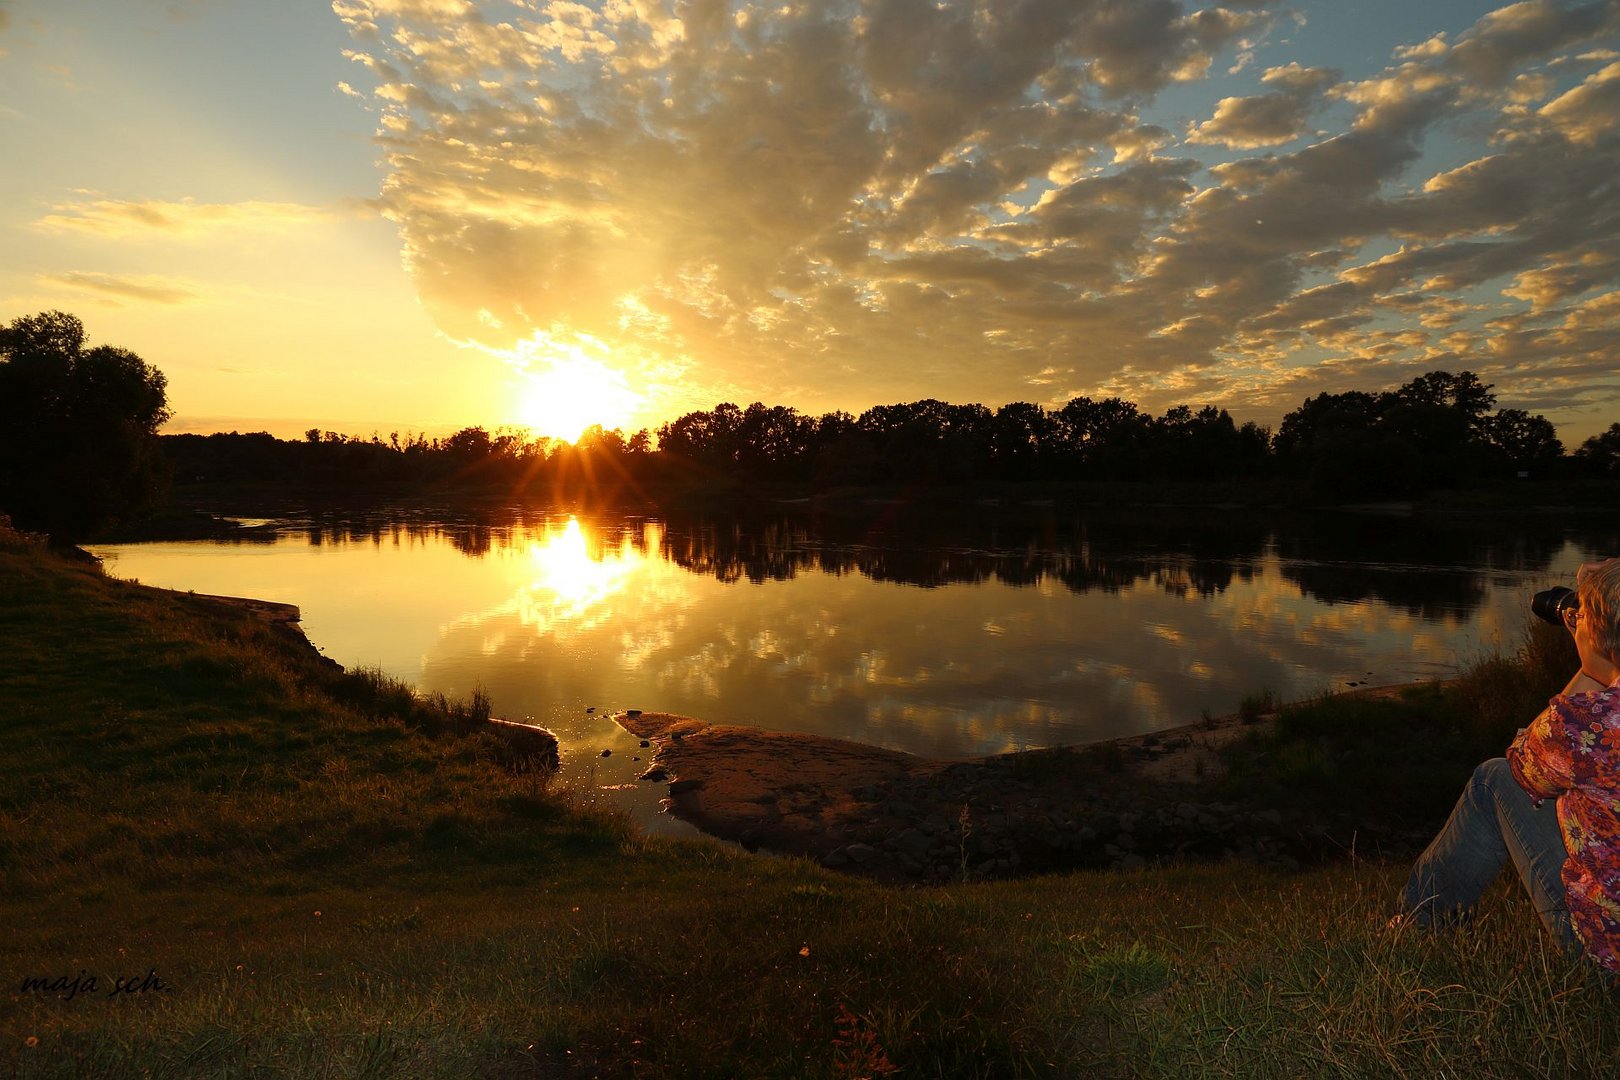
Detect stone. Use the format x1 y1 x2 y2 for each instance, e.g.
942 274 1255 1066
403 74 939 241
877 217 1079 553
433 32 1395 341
599 748 612 758
638 765 669 782
484 718 561 774
845 843 877 864
823 847 851 867
668 778 704 795
892 828 932 856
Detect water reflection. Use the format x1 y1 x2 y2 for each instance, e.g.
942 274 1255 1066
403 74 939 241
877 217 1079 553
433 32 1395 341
91 508 1615 807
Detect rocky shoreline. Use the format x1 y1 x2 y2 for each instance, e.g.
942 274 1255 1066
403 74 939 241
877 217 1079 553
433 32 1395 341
614 697 1427 884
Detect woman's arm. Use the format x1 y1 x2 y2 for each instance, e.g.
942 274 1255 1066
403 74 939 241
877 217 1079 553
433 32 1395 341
1507 699 1574 800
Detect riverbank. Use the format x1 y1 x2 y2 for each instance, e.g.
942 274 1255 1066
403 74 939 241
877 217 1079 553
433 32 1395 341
3 528 1614 1077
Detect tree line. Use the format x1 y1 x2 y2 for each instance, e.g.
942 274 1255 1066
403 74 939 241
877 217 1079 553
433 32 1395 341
4 309 1620 540
164 370 1617 498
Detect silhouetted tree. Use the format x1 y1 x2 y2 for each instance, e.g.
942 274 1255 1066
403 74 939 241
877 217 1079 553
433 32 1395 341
0 311 170 539
1573 423 1620 476
1272 390 1387 460
1393 370 1496 432
1479 409 1563 475
1273 371 1555 494
990 402 1055 479
1054 396 1152 478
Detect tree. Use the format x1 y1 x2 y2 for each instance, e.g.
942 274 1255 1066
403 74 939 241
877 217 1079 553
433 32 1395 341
1573 423 1620 476
0 311 170 539
1054 396 1150 478
1393 370 1495 422
1479 409 1563 474
1272 390 1387 459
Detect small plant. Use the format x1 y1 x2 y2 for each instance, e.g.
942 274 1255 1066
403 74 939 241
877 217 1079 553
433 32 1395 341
1237 688 1277 724
1075 940 1174 996
831 1002 898 1079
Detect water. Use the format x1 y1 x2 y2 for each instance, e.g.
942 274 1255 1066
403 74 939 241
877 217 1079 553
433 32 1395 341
89 504 1615 833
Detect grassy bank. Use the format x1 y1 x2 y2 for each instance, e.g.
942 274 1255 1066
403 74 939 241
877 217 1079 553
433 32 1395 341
2 528 1616 1077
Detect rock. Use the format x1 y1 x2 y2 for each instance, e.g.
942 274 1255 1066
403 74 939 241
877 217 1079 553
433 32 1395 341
845 843 877 864
639 739 650 748
484 718 561 774
891 828 932 856
638 765 669 782
599 748 612 758
668 778 704 795
823 847 851 867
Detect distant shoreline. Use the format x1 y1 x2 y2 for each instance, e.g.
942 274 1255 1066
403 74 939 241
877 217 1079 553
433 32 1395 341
92 474 1620 543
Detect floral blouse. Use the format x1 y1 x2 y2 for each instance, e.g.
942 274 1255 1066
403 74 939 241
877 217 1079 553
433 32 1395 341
1508 686 1620 973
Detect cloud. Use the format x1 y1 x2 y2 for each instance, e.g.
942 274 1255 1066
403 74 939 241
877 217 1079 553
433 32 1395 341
1539 59 1620 142
1186 63 1338 148
37 197 337 239
336 0 1620 432
40 271 202 305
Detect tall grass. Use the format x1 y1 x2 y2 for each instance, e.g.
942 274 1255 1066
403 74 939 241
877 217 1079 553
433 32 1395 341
1214 616 1580 838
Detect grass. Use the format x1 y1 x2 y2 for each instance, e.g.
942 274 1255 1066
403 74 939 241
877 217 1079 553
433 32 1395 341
2 524 1617 1077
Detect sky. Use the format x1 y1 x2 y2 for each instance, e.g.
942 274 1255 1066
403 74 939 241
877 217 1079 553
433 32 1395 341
2 0 1618 444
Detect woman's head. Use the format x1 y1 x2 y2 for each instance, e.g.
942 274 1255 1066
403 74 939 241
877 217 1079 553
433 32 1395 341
1575 558 1620 664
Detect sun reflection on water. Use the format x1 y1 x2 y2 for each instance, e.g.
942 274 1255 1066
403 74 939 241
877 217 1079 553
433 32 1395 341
519 517 643 627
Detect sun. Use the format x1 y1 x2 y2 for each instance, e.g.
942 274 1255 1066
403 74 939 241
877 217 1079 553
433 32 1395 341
515 353 641 443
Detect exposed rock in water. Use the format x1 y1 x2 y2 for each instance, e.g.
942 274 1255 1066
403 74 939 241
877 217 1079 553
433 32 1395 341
610 703 1417 885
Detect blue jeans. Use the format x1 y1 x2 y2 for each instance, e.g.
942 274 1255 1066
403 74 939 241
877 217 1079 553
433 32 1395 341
1399 757 1577 950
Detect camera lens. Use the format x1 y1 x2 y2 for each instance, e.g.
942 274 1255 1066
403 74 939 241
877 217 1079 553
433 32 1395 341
1530 586 1577 626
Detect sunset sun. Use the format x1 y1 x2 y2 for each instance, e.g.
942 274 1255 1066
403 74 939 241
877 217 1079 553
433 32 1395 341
515 353 641 444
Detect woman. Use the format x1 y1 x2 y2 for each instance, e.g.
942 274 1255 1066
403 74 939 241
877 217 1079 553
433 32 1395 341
1396 557 1620 973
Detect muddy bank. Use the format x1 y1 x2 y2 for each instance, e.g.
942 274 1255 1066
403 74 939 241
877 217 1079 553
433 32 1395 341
614 702 1392 885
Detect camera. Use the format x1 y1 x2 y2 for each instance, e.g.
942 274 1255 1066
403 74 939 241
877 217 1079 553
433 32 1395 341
1531 586 1579 626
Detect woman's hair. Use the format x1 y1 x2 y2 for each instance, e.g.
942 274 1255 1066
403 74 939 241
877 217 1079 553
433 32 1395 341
1576 558 1620 663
